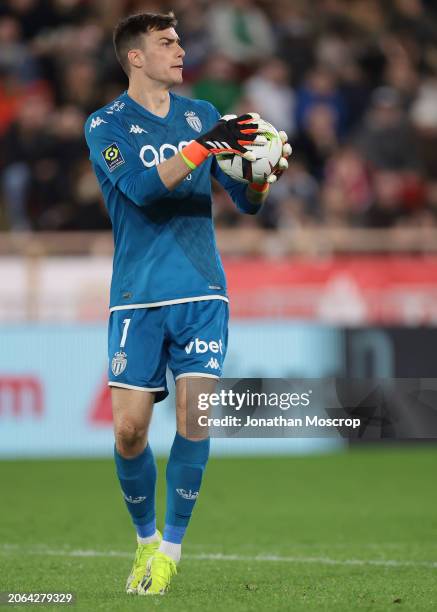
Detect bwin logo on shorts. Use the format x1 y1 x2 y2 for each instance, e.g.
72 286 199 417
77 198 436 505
112 351 127 376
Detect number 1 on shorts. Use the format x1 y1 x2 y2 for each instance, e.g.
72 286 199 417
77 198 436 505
120 318 131 348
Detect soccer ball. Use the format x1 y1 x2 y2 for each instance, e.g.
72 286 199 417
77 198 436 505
216 118 283 184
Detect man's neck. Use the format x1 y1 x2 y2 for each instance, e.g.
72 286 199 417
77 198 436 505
127 78 171 118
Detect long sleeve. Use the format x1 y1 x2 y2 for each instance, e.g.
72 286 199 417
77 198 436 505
84 114 170 207
211 157 264 215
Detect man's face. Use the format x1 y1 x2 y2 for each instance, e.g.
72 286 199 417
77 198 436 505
133 27 185 86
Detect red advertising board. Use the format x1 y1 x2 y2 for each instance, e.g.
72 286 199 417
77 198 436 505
0 376 43 417
224 256 437 324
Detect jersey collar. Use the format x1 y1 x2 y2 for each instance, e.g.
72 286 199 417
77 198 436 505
121 91 176 126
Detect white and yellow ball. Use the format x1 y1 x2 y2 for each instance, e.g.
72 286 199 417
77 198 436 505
216 118 283 184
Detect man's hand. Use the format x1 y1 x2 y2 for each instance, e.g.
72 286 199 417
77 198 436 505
246 129 292 204
181 113 262 170
265 131 292 184
199 113 263 160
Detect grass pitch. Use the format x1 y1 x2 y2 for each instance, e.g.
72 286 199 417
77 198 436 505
0 447 436 611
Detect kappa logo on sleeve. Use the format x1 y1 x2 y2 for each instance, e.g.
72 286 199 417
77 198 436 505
101 143 125 172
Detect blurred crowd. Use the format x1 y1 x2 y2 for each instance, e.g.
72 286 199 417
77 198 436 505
2 0 437 231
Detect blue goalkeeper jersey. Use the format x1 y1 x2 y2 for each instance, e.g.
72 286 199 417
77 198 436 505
84 91 260 311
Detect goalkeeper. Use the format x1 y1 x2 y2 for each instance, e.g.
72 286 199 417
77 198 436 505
84 11 290 596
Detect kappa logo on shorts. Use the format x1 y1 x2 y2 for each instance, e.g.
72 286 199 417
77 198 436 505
111 351 127 376
205 357 220 370
102 143 125 172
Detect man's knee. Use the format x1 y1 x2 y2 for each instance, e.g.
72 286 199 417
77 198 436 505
111 387 154 456
115 420 147 456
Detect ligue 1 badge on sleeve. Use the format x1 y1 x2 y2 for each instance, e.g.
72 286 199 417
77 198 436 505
185 110 202 133
102 143 125 172
111 351 127 376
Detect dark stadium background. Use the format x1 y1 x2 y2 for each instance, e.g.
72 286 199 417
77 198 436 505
0 1 436 610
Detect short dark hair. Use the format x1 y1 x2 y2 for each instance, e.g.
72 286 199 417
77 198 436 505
113 12 178 75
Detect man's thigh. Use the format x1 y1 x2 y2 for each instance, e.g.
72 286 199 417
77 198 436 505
167 299 229 382
175 376 218 439
166 299 229 438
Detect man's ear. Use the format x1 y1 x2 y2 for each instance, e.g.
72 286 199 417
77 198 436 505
127 49 144 70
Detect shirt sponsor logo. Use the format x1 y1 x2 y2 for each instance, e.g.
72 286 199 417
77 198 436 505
139 141 193 167
185 110 202 133
89 116 107 131
185 338 223 355
102 143 125 172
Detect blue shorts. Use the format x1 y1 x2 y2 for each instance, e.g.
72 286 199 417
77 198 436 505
108 299 229 402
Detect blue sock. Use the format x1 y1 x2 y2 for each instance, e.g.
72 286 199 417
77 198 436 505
114 444 157 538
163 432 210 544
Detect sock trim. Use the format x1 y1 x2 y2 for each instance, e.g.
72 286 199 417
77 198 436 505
163 524 186 544
135 519 156 539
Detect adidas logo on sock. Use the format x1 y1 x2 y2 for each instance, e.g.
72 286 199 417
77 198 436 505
123 493 146 504
176 488 199 500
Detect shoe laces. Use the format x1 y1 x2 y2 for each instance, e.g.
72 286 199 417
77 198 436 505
128 540 161 591
152 552 177 583
133 544 153 573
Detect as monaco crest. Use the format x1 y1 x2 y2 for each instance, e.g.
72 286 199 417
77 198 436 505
111 351 127 376
185 111 202 133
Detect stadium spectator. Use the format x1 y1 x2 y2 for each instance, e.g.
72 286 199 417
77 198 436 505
206 0 275 66
365 169 407 228
295 64 347 136
293 103 339 181
57 58 101 115
0 0 56 41
0 15 40 83
3 0 437 231
320 183 351 227
267 0 314 84
191 54 242 116
261 157 320 229
171 0 212 80
244 57 296 137
0 72 27 137
353 86 419 171
1 89 54 229
324 146 372 216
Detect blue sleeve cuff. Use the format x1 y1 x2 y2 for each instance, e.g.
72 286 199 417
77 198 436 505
212 159 263 214
231 182 262 215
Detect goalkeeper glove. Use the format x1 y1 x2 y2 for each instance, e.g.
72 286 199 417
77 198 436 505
181 113 261 170
247 130 292 200
265 131 292 184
